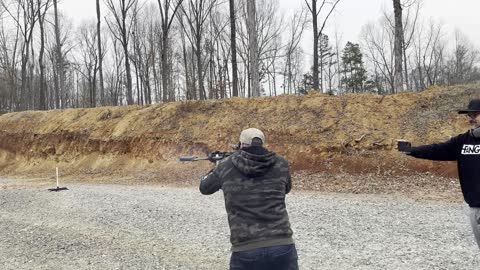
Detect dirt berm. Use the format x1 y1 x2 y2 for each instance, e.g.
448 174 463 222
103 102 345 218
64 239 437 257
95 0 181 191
0 85 478 195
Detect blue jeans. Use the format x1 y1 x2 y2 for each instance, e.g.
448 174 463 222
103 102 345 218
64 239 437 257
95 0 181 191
229 244 299 270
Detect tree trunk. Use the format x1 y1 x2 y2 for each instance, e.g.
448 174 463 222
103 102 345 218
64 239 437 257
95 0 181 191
144 51 152 104
311 0 319 90
38 0 47 110
122 8 134 105
104 0 136 105
53 0 66 108
161 34 170 102
229 0 238 97
19 51 27 111
393 0 404 92
181 31 191 100
52 55 59 108
124 43 133 104
152 46 159 102
403 41 409 90
272 61 277 96
96 0 105 106
92 64 98 107
196 35 205 100
158 0 183 102
191 43 198 100
247 0 260 96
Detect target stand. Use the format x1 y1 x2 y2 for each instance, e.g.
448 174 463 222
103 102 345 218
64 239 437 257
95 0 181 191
48 167 69 192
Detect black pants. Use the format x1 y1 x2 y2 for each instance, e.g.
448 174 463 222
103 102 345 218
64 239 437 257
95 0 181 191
229 244 299 270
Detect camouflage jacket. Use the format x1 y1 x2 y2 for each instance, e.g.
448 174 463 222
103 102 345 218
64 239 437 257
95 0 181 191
199 146 294 252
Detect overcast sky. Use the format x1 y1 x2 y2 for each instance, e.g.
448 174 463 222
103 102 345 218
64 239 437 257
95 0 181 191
59 0 479 53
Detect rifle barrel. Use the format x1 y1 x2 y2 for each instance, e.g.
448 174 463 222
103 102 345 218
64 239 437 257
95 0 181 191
179 156 198 161
179 156 210 161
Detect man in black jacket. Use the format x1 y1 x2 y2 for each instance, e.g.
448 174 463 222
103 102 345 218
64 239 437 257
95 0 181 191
405 99 480 249
200 128 298 270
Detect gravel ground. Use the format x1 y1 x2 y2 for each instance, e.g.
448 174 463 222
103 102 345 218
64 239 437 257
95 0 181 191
1 178 479 270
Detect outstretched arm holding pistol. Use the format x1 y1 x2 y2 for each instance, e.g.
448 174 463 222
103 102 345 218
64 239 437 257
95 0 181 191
397 136 461 161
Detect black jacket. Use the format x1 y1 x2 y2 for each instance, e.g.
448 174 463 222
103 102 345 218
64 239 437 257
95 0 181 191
409 130 480 207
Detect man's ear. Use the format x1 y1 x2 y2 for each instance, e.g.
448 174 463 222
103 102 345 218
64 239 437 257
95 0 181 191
233 142 240 150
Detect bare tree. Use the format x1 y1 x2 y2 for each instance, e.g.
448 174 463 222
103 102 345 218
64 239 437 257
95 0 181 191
37 0 51 110
400 0 420 90
52 0 68 108
96 0 105 106
246 0 260 97
228 0 238 97
74 21 100 107
283 8 308 94
158 0 183 102
318 33 335 91
130 1 161 105
304 0 341 92
411 18 444 90
361 19 395 93
139 4 159 104
104 38 125 106
179 0 217 100
383 0 420 91
105 0 137 105
2 0 39 110
178 3 191 99
445 30 480 85
130 1 143 104
46 13 74 108
205 7 229 99
0 15 20 111
177 13 193 99
325 46 338 93
363 0 421 93
236 0 282 97
333 29 343 92
392 0 404 92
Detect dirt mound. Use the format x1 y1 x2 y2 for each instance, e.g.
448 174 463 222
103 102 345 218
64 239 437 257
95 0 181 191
0 85 478 186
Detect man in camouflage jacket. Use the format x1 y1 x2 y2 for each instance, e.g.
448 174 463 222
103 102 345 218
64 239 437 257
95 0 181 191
200 128 298 270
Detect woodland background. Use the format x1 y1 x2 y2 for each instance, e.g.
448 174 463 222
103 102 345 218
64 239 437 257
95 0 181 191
0 0 478 112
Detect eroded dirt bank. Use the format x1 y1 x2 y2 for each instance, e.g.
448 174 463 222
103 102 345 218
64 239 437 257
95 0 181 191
0 85 477 198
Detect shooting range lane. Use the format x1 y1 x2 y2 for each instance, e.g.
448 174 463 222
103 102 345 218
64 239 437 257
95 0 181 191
0 179 478 270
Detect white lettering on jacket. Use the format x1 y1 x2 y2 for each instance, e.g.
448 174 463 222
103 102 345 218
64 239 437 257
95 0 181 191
461 145 480 155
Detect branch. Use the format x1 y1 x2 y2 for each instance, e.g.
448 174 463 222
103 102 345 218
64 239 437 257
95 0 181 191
317 0 341 39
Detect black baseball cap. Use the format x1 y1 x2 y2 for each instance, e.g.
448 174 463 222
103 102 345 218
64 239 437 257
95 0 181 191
458 99 480 114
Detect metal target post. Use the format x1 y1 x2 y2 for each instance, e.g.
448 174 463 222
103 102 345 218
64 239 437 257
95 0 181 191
48 166 69 192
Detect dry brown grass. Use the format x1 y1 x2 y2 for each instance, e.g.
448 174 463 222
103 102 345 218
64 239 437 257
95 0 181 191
0 85 478 197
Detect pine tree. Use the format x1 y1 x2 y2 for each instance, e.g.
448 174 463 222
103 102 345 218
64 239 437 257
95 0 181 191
341 42 367 93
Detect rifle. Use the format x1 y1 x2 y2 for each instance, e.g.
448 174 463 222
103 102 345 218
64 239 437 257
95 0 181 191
179 151 234 163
